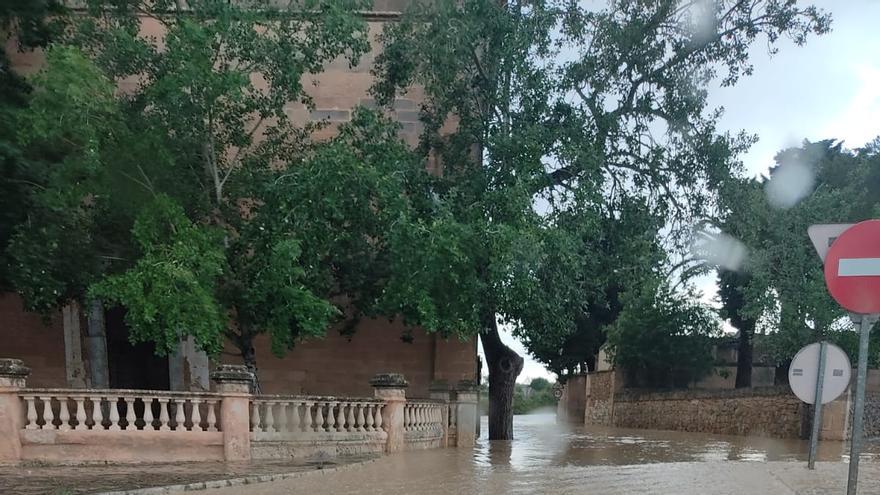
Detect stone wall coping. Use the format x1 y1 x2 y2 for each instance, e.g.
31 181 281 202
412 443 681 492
0 358 30 378
369 373 408 389
588 370 617 376
615 386 795 402
17 387 223 398
209 365 255 384
406 397 448 404
253 394 383 403
454 380 478 392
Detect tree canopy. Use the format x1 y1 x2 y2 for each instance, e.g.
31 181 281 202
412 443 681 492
715 140 880 378
372 0 829 438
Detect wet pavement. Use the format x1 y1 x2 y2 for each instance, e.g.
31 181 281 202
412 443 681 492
207 413 880 495
0 456 374 495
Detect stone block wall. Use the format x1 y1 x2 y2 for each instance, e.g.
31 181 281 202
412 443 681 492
585 371 616 426
854 392 880 438
612 387 804 438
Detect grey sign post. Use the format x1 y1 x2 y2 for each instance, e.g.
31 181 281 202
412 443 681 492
808 341 826 470
788 341 851 470
847 313 879 495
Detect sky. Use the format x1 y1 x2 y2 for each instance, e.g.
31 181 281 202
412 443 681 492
482 0 880 384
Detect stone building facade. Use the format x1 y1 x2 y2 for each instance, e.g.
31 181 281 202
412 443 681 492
0 2 478 398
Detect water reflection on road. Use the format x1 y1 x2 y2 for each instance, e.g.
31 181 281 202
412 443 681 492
476 413 875 468
210 413 880 495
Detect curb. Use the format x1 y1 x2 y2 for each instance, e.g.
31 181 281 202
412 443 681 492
96 458 379 495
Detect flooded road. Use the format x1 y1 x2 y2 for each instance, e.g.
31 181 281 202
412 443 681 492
209 414 880 494
479 413 876 467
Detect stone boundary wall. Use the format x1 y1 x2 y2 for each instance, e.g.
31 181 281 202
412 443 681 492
853 392 880 439
557 375 587 424
612 387 804 438
585 371 615 426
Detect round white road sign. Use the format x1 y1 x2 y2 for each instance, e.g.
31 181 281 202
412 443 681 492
789 342 852 405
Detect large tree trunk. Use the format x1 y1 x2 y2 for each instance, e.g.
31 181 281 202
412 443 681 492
238 333 261 394
734 324 754 388
480 315 523 440
86 300 109 389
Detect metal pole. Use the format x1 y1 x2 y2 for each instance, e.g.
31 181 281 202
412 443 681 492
808 341 827 470
846 314 877 495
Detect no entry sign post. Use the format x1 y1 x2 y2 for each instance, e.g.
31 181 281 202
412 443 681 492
847 313 878 494
810 220 880 495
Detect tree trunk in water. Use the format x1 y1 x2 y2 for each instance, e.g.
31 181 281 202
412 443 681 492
480 315 523 440
735 324 754 388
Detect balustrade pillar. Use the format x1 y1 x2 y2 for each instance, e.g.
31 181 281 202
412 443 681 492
211 365 254 462
158 398 171 431
275 402 287 433
264 402 276 433
289 402 300 432
345 402 355 432
124 397 136 430
92 397 105 430
143 398 155 430
454 380 479 448
191 399 203 431
0 359 29 462
108 397 121 431
335 402 345 432
58 399 71 431
206 400 218 432
370 373 407 453
304 402 314 431
73 397 87 431
326 402 336 432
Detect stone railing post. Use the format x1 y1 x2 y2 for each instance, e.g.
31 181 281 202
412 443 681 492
210 365 254 462
370 373 407 453
429 380 451 447
0 359 29 463
454 380 478 448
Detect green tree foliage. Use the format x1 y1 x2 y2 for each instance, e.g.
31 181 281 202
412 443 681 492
522 199 666 378
513 382 557 415
605 278 720 388
372 0 828 438
7 46 126 314
529 377 550 392
3 1 426 380
716 140 880 380
0 0 66 288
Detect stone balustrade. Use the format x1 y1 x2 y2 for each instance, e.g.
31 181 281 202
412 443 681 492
251 397 384 435
402 399 447 450
0 358 479 465
404 400 444 432
19 390 221 432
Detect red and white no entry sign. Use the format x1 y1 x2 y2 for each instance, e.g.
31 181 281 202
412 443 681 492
824 220 880 314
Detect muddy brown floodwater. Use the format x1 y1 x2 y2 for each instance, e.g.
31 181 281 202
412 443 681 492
209 413 880 495
476 413 878 467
